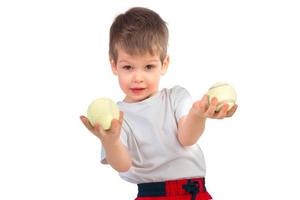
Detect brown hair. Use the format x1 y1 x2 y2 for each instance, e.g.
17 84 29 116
109 7 168 63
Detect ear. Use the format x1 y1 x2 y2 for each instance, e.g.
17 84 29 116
161 55 170 75
110 58 118 75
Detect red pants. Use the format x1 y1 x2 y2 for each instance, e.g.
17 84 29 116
135 178 212 200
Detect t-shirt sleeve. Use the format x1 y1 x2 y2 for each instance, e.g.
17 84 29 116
100 128 128 164
171 86 193 122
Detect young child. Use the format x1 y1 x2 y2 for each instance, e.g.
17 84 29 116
80 7 237 200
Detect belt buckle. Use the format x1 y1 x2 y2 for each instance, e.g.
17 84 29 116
182 179 200 200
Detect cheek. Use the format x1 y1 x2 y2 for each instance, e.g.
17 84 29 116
148 72 161 87
118 75 130 88
152 71 162 81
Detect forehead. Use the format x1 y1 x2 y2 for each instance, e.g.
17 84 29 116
117 47 160 63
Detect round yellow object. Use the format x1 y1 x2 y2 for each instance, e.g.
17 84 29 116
207 82 237 112
87 98 120 130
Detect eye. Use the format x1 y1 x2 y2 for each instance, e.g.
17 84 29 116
122 65 132 70
145 65 155 70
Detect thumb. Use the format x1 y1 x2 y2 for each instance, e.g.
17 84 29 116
195 95 208 110
109 112 124 133
111 118 119 129
119 111 124 125
108 118 120 134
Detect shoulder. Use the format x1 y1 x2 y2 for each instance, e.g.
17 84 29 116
163 85 188 94
163 85 192 109
168 85 191 99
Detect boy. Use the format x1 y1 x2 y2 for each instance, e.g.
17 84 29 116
80 7 237 200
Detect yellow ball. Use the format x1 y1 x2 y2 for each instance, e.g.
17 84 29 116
87 98 120 130
207 82 237 112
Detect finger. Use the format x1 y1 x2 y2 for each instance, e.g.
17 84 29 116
200 95 209 110
94 123 106 138
226 104 238 117
206 97 218 117
215 104 229 119
80 115 94 132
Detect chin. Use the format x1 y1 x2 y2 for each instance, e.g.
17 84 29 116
126 94 150 103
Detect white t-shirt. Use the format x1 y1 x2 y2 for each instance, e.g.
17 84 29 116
101 85 206 184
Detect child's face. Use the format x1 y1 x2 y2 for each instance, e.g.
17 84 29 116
110 48 169 103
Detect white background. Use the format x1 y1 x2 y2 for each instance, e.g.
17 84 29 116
1 0 299 199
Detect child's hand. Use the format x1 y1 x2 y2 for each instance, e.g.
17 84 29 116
80 111 124 146
192 95 238 119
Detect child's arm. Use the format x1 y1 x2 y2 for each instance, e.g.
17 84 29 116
177 95 237 146
80 112 132 172
102 138 132 172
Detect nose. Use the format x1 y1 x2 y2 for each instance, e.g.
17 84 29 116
133 70 144 83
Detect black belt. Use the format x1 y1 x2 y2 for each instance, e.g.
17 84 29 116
137 178 207 200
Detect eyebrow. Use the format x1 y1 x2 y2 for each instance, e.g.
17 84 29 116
147 59 160 63
118 59 159 64
118 59 127 62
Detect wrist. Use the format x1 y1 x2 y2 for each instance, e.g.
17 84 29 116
190 106 206 120
102 138 122 150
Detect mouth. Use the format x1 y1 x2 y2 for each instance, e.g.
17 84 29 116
130 88 146 94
